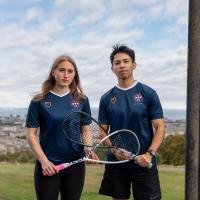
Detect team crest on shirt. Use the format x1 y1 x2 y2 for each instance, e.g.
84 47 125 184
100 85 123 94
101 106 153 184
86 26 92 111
110 96 117 104
71 100 80 108
44 101 52 108
133 93 143 103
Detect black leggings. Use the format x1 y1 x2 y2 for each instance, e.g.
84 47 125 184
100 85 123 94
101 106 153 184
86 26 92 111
34 160 85 200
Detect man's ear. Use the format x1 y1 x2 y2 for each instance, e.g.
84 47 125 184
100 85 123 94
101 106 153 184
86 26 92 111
111 65 115 73
133 62 136 70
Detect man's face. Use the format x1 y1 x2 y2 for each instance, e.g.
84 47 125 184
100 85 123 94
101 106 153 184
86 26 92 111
112 52 136 80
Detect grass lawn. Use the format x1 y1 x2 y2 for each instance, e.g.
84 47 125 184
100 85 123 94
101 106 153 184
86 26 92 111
0 163 184 200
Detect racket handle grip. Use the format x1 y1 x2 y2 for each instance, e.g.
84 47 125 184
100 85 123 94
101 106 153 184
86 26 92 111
55 164 65 172
147 162 153 169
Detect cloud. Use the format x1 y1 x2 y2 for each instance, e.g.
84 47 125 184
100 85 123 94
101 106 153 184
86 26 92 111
0 0 189 109
54 0 107 27
70 1 107 26
130 0 158 6
163 0 188 18
105 14 136 30
25 7 42 22
136 46 187 109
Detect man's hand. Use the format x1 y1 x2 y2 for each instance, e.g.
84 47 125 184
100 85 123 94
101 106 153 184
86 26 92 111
134 152 152 168
111 148 132 161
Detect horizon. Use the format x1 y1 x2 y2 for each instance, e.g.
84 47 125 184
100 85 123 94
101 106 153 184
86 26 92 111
0 107 186 120
0 106 186 111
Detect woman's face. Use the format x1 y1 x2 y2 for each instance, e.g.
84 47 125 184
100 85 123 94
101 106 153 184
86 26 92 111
52 60 76 89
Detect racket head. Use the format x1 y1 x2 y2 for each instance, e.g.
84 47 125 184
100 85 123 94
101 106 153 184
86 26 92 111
62 111 106 147
95 129 140 163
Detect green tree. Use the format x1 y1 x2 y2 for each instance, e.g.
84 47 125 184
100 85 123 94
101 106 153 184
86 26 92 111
158 134 185 166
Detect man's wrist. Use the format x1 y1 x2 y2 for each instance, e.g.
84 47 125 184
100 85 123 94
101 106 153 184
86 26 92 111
146 149 157 157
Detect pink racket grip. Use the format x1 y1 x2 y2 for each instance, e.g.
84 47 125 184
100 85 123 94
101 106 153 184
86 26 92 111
55 164 65 172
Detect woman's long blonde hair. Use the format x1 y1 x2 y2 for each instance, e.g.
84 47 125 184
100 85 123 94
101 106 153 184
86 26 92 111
33 55 85 102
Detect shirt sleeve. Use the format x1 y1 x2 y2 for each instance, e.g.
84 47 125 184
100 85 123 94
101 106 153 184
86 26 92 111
98 96 109 125
81 97 92 125
148 91 163 120
82 97 91 115
25 100 40 128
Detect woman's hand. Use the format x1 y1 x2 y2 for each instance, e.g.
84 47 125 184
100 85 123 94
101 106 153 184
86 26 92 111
41 159 58 176
84 147 99 164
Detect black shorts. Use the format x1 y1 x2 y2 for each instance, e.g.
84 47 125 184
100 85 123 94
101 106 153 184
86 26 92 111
34 160 85 200
99 165 161 200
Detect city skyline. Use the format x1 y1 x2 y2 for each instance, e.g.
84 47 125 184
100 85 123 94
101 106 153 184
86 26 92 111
0 0 188 109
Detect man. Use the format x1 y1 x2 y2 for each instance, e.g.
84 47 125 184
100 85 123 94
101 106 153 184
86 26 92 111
98 44 165 200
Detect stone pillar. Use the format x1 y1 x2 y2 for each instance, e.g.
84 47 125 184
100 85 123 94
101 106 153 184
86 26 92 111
185 0 200 199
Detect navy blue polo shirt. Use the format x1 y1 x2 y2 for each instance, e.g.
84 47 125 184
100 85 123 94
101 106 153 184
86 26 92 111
26 91 91 164
98 81 163 167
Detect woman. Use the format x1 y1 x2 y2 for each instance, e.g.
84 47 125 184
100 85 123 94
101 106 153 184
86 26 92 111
26 55 96 200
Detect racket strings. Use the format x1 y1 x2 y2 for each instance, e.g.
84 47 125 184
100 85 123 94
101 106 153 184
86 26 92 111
62 112 106 147
104 130 140 161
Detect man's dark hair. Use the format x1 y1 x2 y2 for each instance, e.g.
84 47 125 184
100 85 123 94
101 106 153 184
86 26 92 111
110 44 135 65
